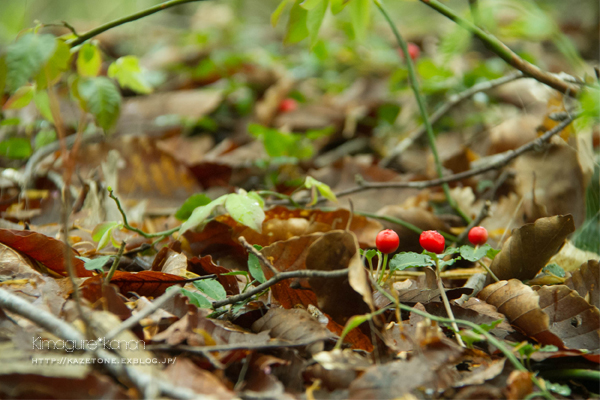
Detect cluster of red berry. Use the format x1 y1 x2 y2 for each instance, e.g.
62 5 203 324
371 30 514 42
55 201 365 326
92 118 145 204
375 226 488 254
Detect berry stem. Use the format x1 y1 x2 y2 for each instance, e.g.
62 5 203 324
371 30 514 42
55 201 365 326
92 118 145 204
378 253 389 284
434 257 465 347
374 0 471 224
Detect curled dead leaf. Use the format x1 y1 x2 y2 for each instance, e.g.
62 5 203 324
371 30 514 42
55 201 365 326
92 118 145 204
565 259 599 309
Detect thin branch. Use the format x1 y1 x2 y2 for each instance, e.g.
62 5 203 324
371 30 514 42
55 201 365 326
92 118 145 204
104 240 126 283
419 0 579 97
211 269 349 308
375 0 471 223
381 71 525 166
239 236 278 275
0 288 204 399
67 0 206 47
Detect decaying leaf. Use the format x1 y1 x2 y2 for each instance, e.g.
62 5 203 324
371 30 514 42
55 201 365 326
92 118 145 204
162 358 235 399
487 215 575 283
565 259 599 309
478 279 600 351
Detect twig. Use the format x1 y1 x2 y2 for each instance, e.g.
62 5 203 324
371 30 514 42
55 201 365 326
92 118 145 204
239 236 278 275
0 288 206 399
419 0 579 97
67 0 207 47
148 339 326 354
104 286 183 341
381 71 524 166
433 261 464 347
375 0 471 224
211 269 349 308
108 188 178 238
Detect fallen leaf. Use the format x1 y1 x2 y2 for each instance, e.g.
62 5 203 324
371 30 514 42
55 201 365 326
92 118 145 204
80 271 187 302
487 215 575 283
188 255 240 295
162 358 235 399
565 260 599 309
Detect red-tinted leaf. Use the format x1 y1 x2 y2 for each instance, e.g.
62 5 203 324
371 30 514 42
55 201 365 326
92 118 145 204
0 229 91 277
80 271 187 302
188 255 240 295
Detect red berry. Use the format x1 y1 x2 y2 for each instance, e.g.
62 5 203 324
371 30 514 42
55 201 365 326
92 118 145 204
419 230 445 254
376 229 399 254
278 98 297 113
399 43 420 61
468 226 488 246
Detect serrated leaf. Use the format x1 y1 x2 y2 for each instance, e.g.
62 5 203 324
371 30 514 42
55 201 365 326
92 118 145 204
285 0 309 45
107 55 152 94
3 85 34 109
175 194 211 221
271 0 291 27
459 244 492 262
78 76 121 131
35 39 71 89
33 89 53 122
389 252 434 271
193 278 226 301
306 0 328 47
225 193 265 233
181 288 212 308
6 33 56 92
81 255 112 271
179 194 228 234
0 137 32 159
77 42 102 77
248 253 267 284
349 0 370 41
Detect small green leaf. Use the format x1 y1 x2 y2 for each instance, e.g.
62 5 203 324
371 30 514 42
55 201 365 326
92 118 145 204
108 56 152 94
479 319 503 333
77 77 121 131
193 278 226 301
6 33 56 91
330 0 346 14
248 254 267 284
542 263 565 278
175 194 212 221
34 129 57 149
0 57 7 98
306 0 328 47
80 255 112 271
92 221 122 251
349 0 370 42
0 137 32 159
35 39 71 89
361 249 378 263
179 194 228 234
3 85 34 109
486 247 501 260
271 0 291 27
285 0 309 45
389 252 434 271
247 191 265 209
305 176 337 204
459 244 492 262
77 42 102 78
33 89 53 122
545 381 571 396
439 256 461 269
300 0 322 10
225 192 265 233
181 288 212 308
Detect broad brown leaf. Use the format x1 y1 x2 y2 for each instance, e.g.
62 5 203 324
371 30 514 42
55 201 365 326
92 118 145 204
487 215 575 283
478 279 600 351
565 259 599 309
188 255 240 295
80 271 187 302
0 229 91 277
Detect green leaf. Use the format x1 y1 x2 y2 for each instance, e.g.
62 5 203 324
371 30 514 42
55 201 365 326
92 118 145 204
486 247 501 260
361 249 378 263
545 381 571 396
542 263 565 278
5 33 56 92
175 194 212 221
377 104 400 125
80 255 112 271
459 244 492 262
193 279 226 301
479 319 503 333
107 56 152 94
3 85 34 109
306 0 328 47
35 39 71 89
0 57 7 98
271 0 291 27
305 176 337 204
300 0 322 10
439 256 461 269
179 194 228 234
0 137 32 159
92 221 122 251
248 124 314 160
247 191 265 209
225 192 265 233
248 254 267 284
33 89 53 122
77 43 102 78
348 0 370 42
181 288 212 308
389 252 434 271
330 0 346 14
34 129 57 150
78 77 121 131
285 0 309 45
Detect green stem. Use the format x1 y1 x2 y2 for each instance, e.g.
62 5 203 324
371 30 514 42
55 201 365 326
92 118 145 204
418 0 579 97
373 282 555 400
378 253 389 284
539 369 600 382
68 0 206 47
478 259 500 282
108 188 178 238
104 241 126 284
374 1 471 224
434 257 464 347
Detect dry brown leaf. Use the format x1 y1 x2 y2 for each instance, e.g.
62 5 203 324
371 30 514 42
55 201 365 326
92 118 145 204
162 358 235 400
478 279 600 351
548 240 600 272
488 215 575 283
565 260 600 309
